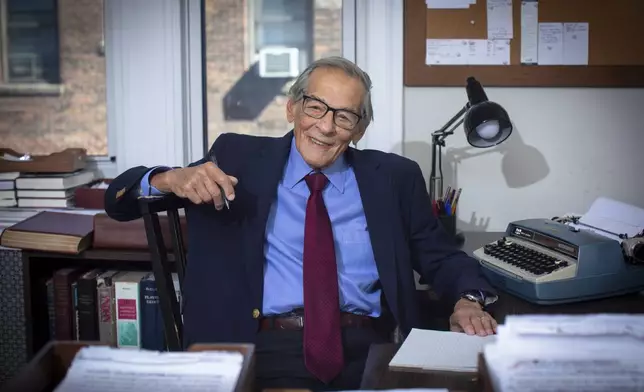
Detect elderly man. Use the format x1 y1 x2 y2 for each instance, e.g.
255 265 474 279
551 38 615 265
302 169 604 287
105 56 498 391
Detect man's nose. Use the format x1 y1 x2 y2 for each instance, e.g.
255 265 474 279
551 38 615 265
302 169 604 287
318 111 335 133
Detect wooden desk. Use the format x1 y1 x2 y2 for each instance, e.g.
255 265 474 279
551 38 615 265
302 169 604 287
361 343 477 391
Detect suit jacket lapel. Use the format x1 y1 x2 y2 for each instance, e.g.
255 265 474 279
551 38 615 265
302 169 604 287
240 131 293 308
348 149 399 312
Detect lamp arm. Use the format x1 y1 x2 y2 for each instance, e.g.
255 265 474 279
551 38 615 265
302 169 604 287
429 104 468 202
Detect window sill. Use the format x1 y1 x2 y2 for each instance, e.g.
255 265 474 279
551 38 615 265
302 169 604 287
0 83 64 97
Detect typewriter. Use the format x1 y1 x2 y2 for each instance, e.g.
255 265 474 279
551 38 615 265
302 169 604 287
473 218 644 305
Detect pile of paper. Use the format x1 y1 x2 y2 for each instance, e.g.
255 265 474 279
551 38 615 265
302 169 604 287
390 328 496 373
484 314 644 392
54 346 244 392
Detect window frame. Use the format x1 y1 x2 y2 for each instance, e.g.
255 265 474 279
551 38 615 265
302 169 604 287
0 0 64 94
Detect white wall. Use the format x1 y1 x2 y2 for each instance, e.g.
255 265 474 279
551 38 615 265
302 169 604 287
404 87 644 232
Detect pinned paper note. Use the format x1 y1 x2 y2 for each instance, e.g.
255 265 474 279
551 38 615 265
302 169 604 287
426 0 473 9
487 0 513 39
537 23 563 65
520 0 539 64
563 22 589 65
426 39 510 65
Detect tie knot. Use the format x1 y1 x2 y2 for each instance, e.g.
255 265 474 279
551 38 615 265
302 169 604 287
305 172 329 192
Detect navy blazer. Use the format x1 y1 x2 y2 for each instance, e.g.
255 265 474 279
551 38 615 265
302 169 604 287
104 131 494 346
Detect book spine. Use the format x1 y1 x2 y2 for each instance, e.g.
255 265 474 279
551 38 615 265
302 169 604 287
115 281 141 348
46 278 55 340
139 279 165 351
72 281 79 340
77 277 99 341
53 271 76 340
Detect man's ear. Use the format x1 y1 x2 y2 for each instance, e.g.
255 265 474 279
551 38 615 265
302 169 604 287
286 99 296 123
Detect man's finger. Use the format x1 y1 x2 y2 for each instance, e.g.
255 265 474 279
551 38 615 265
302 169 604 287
470 316 487 336
193 183 212 205
206 165 236 201
481 315 495 335
458 316 476 335
228 175 239 186
202 176 221 204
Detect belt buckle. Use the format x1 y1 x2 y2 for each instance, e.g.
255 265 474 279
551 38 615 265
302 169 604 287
293 315 303 328
280 315 303 329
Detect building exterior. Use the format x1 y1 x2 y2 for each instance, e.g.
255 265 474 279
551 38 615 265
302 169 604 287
0 0 107 156
0 0 342 156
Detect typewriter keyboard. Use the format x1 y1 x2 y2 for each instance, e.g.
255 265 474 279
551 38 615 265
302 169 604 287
483 239 569 276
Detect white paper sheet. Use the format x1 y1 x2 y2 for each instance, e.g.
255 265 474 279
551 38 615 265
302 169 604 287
389 328 496 373
563 22 589 65
54 346 244 392
484 314 644 392
537 22 564 65
569 197 644 243
520 0 539 64
426 0 471 9
426 39 510 65
487 0 513 39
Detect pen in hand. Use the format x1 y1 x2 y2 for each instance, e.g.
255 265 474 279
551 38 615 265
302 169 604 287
209 153 230 210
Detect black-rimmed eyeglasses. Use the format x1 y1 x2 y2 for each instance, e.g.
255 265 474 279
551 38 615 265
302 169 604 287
301 95 362 130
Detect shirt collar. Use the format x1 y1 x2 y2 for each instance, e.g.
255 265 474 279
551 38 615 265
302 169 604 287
283 137 348 193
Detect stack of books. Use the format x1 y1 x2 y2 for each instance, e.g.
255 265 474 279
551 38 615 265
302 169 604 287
15 170 95 208
0 172 19 207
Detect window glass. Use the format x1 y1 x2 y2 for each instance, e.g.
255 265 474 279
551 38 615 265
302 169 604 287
204 0 344 145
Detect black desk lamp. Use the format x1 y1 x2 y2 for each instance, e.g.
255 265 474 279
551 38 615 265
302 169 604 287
429 77 513 202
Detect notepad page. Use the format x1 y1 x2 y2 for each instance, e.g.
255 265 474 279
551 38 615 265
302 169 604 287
389 328 496 373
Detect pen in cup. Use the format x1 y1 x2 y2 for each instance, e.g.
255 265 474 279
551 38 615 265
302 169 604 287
209 153 230 209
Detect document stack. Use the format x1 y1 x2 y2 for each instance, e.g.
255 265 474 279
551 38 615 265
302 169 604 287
53 346 244 392
484 314 644 392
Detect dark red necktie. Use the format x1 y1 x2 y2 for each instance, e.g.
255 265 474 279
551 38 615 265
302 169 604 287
303 172 344 383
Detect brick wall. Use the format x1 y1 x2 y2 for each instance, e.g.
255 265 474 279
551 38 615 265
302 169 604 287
0 0 342 156
205 0 342 147
0 0 107 156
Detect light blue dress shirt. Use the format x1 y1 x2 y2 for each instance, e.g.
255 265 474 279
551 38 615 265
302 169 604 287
140 139 381 317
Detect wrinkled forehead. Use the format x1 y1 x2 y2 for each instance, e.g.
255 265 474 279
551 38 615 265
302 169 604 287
306 68 364 112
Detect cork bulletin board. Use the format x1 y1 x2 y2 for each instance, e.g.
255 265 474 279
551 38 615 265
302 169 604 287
404 0 644 87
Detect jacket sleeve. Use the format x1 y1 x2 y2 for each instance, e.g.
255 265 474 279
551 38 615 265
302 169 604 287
103 166 181 221
405 161 496 304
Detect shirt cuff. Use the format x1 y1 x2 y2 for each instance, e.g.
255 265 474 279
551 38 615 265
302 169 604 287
139 166 172 196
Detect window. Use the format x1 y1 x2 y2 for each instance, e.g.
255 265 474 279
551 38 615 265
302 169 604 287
0 0 108 156
250 0 313 74
0 0 60 84
204 0 345 147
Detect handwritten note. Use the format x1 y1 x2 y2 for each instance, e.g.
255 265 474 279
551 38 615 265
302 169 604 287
487 0 513 39
520 1 539 64
563 22 589 65
426 0 472 9
426 39 510 66
538 23 563 65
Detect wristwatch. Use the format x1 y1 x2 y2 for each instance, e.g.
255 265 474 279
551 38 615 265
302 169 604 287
460 290 498 308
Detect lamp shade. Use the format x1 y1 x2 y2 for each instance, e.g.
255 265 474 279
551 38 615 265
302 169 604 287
463 101 513 148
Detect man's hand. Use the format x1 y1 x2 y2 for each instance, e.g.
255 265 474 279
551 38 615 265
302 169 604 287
151 162 238 209
449 298 497 336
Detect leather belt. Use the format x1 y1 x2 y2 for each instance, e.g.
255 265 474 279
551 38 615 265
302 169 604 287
259 312 374 331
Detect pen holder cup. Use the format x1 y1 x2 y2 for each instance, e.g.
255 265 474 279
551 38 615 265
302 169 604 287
438 214 457 239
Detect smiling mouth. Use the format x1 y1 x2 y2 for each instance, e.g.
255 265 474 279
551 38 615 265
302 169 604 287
309 136 333 148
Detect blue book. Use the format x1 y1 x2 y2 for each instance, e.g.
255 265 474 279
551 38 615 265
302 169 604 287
139 272 165 351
